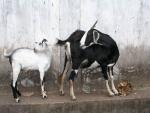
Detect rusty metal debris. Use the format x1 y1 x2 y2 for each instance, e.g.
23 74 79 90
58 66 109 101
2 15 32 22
117 80 133 96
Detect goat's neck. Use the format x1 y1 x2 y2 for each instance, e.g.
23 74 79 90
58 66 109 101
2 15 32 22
70 42 85 57
36 48 50 55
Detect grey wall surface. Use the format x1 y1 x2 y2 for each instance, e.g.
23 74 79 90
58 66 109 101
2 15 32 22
0 0 150 87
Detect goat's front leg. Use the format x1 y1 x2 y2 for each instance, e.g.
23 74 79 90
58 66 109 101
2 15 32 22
39 70 47 99
69 80 76 100
109 67 118 95
102 65 114 96
69 70 78 100
105 80 114 96
110 76 118 95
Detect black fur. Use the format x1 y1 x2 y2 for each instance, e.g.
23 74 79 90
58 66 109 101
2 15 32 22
69 71 76 81
8 56 12 65
57 29 119 81
56 39 67 46
11 81 21 99
42 39 47 43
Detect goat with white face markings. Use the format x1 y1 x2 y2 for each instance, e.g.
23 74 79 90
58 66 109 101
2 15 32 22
57 21 120 100
3 39 51 103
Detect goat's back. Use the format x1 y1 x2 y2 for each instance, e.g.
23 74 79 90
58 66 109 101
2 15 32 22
11 48 51 70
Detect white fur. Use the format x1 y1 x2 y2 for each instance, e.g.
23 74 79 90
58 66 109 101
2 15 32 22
110 70 118 95
4 40 52 101
80 30 88 47
106 80 114 96
93 30 100 44
66 42 71 60
107 63 115 67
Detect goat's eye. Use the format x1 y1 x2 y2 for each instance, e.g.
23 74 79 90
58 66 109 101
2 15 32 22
39 43 42 45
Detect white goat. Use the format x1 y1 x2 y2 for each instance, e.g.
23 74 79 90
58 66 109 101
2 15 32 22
3 39 51 103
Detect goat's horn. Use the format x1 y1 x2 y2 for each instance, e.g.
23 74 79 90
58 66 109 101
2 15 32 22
90 20 98 29
42 39 48 43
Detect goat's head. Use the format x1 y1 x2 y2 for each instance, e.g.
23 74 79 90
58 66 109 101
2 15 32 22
34 39 48 52
80 20 98 47
84 29 100 46
42 39 48 44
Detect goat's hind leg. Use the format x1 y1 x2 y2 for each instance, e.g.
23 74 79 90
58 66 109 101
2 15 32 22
58 73 65 96
39 69 47 99
58 59 70 96
11 65 21 103
69 70 78 100
59 50 72 96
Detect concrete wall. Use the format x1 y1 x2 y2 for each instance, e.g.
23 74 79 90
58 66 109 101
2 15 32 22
0 0 150 87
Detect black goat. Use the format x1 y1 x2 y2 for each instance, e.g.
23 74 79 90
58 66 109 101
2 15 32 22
57 28 119 100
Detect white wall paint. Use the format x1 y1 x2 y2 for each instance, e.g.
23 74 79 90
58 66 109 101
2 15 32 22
59 0 81 40
0 0 150 67
0 0 150 48
80 0 150 48
0 0 59 49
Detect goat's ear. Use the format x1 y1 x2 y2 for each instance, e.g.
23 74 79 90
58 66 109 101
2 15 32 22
93 30 99 43
42 39 48 43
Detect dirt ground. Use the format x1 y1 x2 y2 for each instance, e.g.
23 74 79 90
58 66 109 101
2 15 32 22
0 84 150 105
0 55 150 105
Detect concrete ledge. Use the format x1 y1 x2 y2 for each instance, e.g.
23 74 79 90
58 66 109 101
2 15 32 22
0 87 150 113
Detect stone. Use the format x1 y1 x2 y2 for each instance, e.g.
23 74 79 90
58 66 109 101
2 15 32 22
21 78 34 87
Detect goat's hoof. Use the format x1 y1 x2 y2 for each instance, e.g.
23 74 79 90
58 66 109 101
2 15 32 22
113 90 119 96
59 91 65 96
42 93 47 99
41 91 47 99
71 96 77 101
15 98 20 103
114 93 119 96
109 93 115 97
114 92 119 96
42 95 47 99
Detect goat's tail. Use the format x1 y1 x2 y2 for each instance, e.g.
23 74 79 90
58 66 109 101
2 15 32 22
56 39 68 46
3 48 12 58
